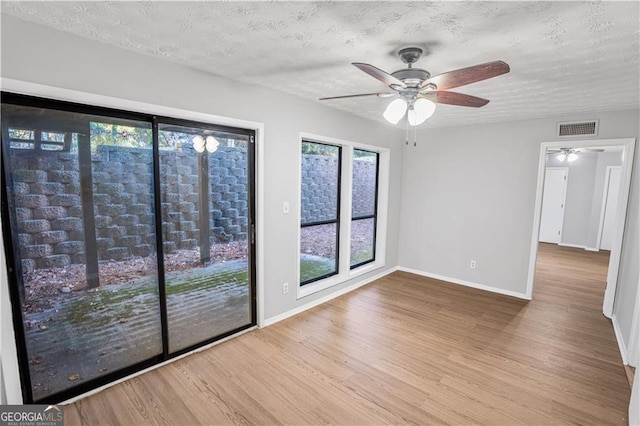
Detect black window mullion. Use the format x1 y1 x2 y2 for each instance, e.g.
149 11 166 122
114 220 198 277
370 151 380 264
151 118 170 359
77 126 100 289
301 218 339 228
248 133 257 326
351 214 376 221
335 145 342 277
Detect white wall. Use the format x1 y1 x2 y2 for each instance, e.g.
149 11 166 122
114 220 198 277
544 151 623 249
586 152 624 249
0 15 405 401
0 222 21 404
614 144 640 359
398 109 639 302
559 154 598 247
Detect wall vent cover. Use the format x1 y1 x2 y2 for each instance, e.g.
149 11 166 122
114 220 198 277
557 120 599 138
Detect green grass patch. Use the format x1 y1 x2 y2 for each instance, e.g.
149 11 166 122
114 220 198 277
300 255 335 283
350 248 373 266
64 263 248 327
166 269 247 295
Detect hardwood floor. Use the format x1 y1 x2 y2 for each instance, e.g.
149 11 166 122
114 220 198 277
66 243 630 425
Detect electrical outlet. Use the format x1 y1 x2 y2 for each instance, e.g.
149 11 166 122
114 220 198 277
283 282 289 294
283 202 290 214
470 260 477 269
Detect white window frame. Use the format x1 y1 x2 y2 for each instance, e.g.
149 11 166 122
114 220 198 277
297 132 389 299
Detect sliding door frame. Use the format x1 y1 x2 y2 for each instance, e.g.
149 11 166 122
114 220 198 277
1 90 258 404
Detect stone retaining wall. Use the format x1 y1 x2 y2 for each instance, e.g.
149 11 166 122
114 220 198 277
11 145 247 272
301 155 376 223
11 147 375 272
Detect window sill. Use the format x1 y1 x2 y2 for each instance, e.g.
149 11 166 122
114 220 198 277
297 260 384 299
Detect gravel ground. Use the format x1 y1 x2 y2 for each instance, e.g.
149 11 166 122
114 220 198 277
22 240 247 314
22 221 373 315
300 219 373 257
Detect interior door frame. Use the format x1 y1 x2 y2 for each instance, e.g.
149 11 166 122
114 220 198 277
596 166 622 251
539 166 569 244
526 138 636 318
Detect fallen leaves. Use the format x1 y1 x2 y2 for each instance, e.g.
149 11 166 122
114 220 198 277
20 242 248 315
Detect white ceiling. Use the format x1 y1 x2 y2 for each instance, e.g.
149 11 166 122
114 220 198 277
2 1 639 128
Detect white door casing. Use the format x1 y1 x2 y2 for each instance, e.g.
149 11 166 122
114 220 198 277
539 167 568 244
598 166 622 251
526 138 635 320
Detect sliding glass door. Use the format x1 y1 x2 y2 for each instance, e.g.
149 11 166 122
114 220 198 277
158 123 253 353
1 94 256 403
1 103 163 400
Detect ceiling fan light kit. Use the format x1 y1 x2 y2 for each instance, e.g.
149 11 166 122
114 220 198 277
408 98 437 126
320 46 510 127
549 147 599 163
383 98 408 124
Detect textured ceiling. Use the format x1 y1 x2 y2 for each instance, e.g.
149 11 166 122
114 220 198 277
2 1 639 128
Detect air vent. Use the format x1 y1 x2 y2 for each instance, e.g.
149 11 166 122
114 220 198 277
557 120 599 138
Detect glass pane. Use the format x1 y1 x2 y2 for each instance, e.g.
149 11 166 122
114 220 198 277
300 223 338 283
1 104 162 401
351 218 375 267
158 124 251 353
352 150 378 218
301 141 340 224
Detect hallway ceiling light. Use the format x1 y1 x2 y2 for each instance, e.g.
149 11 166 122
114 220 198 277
553 148 581 163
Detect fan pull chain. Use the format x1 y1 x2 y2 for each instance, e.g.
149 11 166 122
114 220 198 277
414 124 417 147
405 117 409 145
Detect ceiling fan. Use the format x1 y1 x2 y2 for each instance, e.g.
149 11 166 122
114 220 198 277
320 47 510 126
547 147 605 153
548 147 604 162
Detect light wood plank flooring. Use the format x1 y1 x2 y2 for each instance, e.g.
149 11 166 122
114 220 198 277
66 243 630 425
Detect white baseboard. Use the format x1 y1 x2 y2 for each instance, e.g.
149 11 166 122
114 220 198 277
261 266 399 327
612 314 629 365
584 247 599 252
558 242 586 249
397 266 530 300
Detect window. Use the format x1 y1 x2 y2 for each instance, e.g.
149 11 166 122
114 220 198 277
350 150 379 268
298 134 388 295
299 141 341 285
1 93 256 403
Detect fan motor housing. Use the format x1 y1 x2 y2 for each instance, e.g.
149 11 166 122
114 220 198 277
391 68 431 87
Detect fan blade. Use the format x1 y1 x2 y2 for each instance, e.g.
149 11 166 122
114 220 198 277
319 92 394 101
431 91 490 107
578 148 605 152
352 63 407 88
421 60 510 90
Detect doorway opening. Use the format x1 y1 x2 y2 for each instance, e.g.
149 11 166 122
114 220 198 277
527 138 635 318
